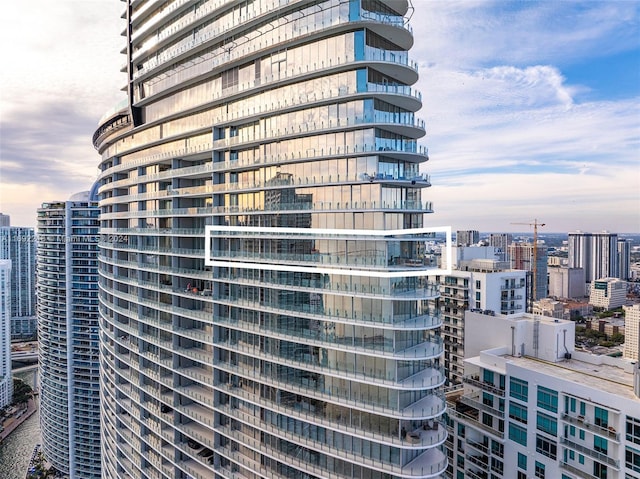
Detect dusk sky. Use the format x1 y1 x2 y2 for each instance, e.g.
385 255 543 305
1 0 639 232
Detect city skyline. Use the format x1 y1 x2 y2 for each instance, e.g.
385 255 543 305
1 0 639 232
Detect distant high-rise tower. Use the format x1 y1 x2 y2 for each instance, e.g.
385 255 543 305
0 259 12 408
489 233 513 261
508 242 548 302
0 213 10 227
37 190 101 479
94 1 445 478
0 222 37 339
623 304 640 361
456 230 480 246
617 238 631 281
568 231 619 283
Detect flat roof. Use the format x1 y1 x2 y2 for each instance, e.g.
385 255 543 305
469 353 636 401
510 355 636 400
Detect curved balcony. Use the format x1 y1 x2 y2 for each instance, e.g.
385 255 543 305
214 338 444 385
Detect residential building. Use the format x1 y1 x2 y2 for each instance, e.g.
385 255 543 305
623 304 640 361
444 310 640 479
0 222 37 339
0 260 12 408
489 233 512 262
37 190 101 478
433 246 527 384
0 214 10 227
94 2 446 479
618 239 631 281
548 266 586 299
589 278 627 311
456 230 480 247
508 242 548 302
568 231 619 285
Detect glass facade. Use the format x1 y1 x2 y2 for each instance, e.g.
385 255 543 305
37 194 101 478
96 1 443 478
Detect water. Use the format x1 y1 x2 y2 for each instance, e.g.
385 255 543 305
0 367 41 479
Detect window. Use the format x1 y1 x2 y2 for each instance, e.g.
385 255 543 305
535 461 545 478
476 280 481 288
458 424 465 438
517 472 526 479
536 412 558 436
580 401 586 416
594 407 609 428
483 392 493 406
628 416 640 445
580 429 585 440
491 440 504 458
535 435 557 460
509 423 527 446
537 386 558 413
483 369 494 384
579 454 584 464
510 377 528 402
594 436 608 454
517 452 527 470
499 374 505 390
509 403 528 424
569 425 576 437
593 462 607 479
491 457 503 475
626 447 640 473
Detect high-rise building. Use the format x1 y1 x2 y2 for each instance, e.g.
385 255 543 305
433 246 527 384
456 230 479 247
547 266 586 299
623 304 640 361
95 2 445 479
444 310 640 479
0 222 37 339
37 190 101 479
0 259 13 408
568 231 619 285
508 242 548 302
489 233 512 262
618 238 631 281
0 213 10 227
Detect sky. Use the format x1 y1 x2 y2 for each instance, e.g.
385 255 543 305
0 0 639 233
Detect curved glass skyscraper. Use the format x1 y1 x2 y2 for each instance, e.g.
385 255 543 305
95 1 445 478
36 190 101 479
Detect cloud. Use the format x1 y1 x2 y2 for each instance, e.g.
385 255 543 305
408 1 640 232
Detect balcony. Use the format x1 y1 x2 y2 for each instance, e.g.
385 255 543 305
560 437 620 469
560 413 620 441
462 375 505 397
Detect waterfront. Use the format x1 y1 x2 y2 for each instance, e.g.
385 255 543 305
0 368 41 479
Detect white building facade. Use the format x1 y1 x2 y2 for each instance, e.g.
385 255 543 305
433 246 527 384
37 191 101 478
589 278 627 310
444 311 640 479
623 304 640 361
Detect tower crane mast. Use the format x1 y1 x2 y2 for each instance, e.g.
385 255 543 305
511 219 546 306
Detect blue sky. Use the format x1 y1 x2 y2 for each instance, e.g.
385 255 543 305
0 0 639 232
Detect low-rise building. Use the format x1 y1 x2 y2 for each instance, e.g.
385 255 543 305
589 277 627 310
444 311 640 479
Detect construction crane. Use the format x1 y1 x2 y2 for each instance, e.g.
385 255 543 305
511 219 546 303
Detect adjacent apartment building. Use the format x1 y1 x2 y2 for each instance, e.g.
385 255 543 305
0 217 37 340
37 191 101 478
445 310 640 479
94 1 445 478
0 260 12 408
433 246 527 385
